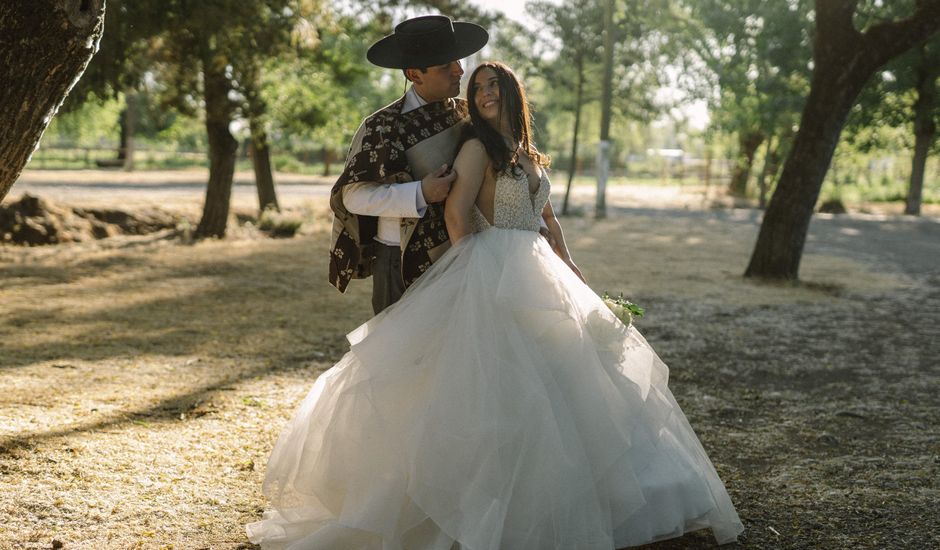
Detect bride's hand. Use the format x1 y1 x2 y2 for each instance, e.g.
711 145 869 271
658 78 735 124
564 258 586 283
538 226 559 253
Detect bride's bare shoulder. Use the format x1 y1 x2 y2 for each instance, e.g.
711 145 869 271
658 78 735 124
454 138 488 176
457 138 486 159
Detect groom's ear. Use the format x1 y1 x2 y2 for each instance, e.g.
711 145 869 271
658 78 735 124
403 67 428 84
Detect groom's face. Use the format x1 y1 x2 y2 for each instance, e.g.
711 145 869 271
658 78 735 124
408 60 464 103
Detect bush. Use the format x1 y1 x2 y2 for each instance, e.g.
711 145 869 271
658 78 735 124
258 209 302 238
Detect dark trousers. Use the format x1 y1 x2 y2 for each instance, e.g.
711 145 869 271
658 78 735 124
372 243 406 314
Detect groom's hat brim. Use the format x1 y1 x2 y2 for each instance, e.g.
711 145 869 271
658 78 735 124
367 16 488 70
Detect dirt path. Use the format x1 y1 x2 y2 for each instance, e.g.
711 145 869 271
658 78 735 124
1 175 938 549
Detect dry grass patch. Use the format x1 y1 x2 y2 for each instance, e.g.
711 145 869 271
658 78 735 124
1 196 937 549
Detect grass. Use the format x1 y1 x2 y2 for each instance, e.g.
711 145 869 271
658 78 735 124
1 192 937 548
819 177 940 205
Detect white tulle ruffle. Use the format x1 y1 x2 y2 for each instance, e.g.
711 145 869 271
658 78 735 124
247 228 744 549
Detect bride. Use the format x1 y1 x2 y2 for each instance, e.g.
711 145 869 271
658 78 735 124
246 61 744 549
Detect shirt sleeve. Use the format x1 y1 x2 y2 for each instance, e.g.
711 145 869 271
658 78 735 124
342 180 427 218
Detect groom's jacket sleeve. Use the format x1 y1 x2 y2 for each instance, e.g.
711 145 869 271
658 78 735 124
342 181 426 218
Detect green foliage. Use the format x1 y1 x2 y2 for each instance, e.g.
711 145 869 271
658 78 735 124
261 15 401 154
524 0 685 170
46 0 934 212
63 0 156 108
684 0 812 142
846 33 940 155
44 99 123 147
601 291 645 326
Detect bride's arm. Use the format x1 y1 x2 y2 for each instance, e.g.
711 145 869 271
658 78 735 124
444 139 488 243
541 199 586 283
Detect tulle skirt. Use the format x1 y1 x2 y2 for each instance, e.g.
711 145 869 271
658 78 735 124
246 228 744 549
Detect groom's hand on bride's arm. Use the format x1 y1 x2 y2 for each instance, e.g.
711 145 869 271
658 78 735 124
421 164 457 203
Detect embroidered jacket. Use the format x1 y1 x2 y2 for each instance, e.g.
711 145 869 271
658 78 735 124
329 96 468 292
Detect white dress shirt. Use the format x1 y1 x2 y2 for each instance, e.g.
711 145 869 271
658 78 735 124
342 87 429 246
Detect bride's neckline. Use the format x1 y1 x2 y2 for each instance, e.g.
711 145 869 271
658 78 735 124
498 165 544 196
494 136 543 194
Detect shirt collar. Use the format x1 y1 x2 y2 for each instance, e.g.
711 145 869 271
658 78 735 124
402 86 429 114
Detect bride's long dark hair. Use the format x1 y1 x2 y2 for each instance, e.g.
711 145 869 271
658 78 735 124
465 62 550 175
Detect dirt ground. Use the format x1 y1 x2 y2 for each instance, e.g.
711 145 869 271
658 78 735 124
1 171 938 549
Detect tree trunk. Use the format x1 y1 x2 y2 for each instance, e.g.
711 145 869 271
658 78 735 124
907 47 937 216
250 116 279 213
123 91 137 171
756 136 775 209
745 69 866 279
563 53 585 216
745 1 940 280
322 148 333 177
729 131 763 197
595 0 615 219
118 106 128 160
0 1 106 203
195 60 238 239
704 148 713 188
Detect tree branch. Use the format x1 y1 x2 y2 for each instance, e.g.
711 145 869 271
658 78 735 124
862 0 940 67
815 0 861 37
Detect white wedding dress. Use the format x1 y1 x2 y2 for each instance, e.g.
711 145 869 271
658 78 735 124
246 168 744 549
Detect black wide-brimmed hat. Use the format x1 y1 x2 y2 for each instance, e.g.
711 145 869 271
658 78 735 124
367 15 489 70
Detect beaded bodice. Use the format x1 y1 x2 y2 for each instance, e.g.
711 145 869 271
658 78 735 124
468 168 551 233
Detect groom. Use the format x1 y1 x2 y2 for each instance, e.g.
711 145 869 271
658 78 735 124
328 15 489 314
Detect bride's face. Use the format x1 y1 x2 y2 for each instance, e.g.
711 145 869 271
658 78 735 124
472 68 502 127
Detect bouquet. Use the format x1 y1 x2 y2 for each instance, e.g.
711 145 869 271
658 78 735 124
601 292 645 326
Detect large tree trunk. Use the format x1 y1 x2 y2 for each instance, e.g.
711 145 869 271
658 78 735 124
729 131 764 197
0 1 106 203
195 60 238 239
250 116 279 213
745 0 940 280
906 46 937 216
745 67 871 279
562 54 585 216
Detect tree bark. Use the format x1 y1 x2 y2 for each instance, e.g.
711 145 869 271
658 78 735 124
745 0 940 280
0 0 106 203
563 53 585 216
195 60 238 239
250 116 279 213
907 47 937 216
729 131 764 197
